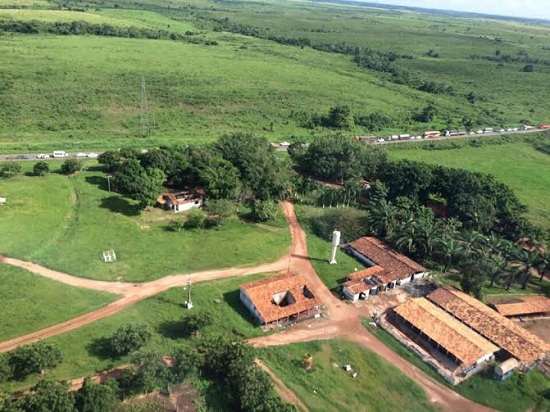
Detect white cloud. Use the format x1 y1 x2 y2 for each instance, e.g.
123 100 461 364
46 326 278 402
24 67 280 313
371 0 550 20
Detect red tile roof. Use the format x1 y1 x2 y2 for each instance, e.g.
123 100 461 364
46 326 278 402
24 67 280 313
347 237 426 281
427 287 549 365
493 296 550 317
240 273 321 324
347 265 386 281
394 298 499 366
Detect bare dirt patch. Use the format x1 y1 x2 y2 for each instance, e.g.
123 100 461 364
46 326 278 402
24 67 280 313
518 318 550 343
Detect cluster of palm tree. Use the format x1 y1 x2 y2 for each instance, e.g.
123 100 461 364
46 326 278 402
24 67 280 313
366 199 549 297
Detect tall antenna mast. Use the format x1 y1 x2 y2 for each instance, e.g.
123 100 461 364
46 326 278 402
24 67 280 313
140 76 150 136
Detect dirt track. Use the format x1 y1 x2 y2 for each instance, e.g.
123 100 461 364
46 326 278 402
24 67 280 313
0 201 493 411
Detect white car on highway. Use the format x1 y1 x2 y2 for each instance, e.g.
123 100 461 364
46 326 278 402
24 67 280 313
86 152 99 158
76 152 87 157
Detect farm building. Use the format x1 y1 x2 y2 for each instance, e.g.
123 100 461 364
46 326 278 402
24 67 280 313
494 358 520 381
391 298 499 376
492 295 550 318
342 237 428 301
427 287 549 370
239 273 321 326
157 191 203 212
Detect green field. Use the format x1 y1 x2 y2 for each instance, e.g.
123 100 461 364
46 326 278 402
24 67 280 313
1 274 271 389
258 340 436 412
0 162 290 281
0 0 549 150
0 263 117 341
389 138 550 230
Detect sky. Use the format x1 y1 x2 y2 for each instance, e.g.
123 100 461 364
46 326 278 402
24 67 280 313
371 0 550 20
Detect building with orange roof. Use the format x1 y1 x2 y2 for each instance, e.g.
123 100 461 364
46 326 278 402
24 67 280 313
239 273 321 326
342 237 428 301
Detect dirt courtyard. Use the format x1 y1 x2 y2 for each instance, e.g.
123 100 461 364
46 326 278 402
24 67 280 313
518 318 550 343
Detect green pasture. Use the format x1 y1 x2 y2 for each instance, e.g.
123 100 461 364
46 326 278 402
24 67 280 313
0 0 548 151
0 263 117 341
0 9 143 25
1 274 271 389
1 162 290 281
389 139 550 230
258 340 436 412
0 0 48 6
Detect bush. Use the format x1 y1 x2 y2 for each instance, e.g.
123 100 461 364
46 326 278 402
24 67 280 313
181 310 214 336
33 161 50 176
60 158 82 175
184 209 207 229
251 199 279 222
108 323 151 357
1 162 22 178
8 341 63 379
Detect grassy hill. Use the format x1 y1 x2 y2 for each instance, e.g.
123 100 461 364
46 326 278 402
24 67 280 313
0 0 549 150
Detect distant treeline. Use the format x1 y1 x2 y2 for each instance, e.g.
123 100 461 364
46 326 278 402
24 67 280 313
0 19 218 45
470 51 550 66
212 17 458 97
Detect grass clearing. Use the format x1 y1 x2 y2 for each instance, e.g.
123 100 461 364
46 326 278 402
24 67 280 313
0 263 117 341
1 273 272 389
258 339 436 412
389 139 550 230
1 162 290 281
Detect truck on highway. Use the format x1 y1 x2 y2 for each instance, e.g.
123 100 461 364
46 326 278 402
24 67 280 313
52 151 68 158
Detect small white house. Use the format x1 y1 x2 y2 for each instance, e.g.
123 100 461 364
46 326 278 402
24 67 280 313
157 191 203 213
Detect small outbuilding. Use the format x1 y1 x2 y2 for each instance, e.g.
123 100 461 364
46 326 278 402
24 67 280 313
157 191 203 213
494 358 520 381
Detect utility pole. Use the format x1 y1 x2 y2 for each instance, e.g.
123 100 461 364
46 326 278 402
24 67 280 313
185 273 193 309
140 76 150 136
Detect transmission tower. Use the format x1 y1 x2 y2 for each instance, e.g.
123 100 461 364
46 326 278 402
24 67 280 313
140 76 150 136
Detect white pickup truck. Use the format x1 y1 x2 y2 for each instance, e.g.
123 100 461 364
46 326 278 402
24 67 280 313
52 151 69 158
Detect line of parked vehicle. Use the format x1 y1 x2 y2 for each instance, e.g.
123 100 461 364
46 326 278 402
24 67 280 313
30 151 99 159
356 123 550 144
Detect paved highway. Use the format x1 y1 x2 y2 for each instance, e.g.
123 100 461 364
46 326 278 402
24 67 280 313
0 128 547 160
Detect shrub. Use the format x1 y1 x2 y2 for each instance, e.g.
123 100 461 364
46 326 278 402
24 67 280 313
108 323 151 357
33 161 50 176
60 158 82 175
8 341 63 379
1 162 22 178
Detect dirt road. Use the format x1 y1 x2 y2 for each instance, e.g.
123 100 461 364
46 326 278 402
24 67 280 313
0 201 493 411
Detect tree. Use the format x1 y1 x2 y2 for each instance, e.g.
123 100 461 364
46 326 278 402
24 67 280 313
516 249 538 289
459 259 488 299
251 199 278 222
112 159 165 207
206 199 237 227
466 91 477 104
107 323 151 357
131 351 172 394
181 310 214 336
16 379 75 412
366 199 398 239
299 134 387 183
60 159 82 175
75 377 118 412
523 64 534 72
0 162 22 178
413 103 437 122
9 341 63 379
438 237 465 271
323 105 351 129
0 353 12 383
98 151 124 173
33 161 50 176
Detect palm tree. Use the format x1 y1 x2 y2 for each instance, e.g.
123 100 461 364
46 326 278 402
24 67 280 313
483 233 508 257
366 199 398 239
535 250 549 282
460 230 486 258
516 249 539 290
439 236 465 272
413 215 443 261
489 254 508 287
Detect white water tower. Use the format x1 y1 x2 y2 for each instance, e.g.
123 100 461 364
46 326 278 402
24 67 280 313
329 230 341 264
